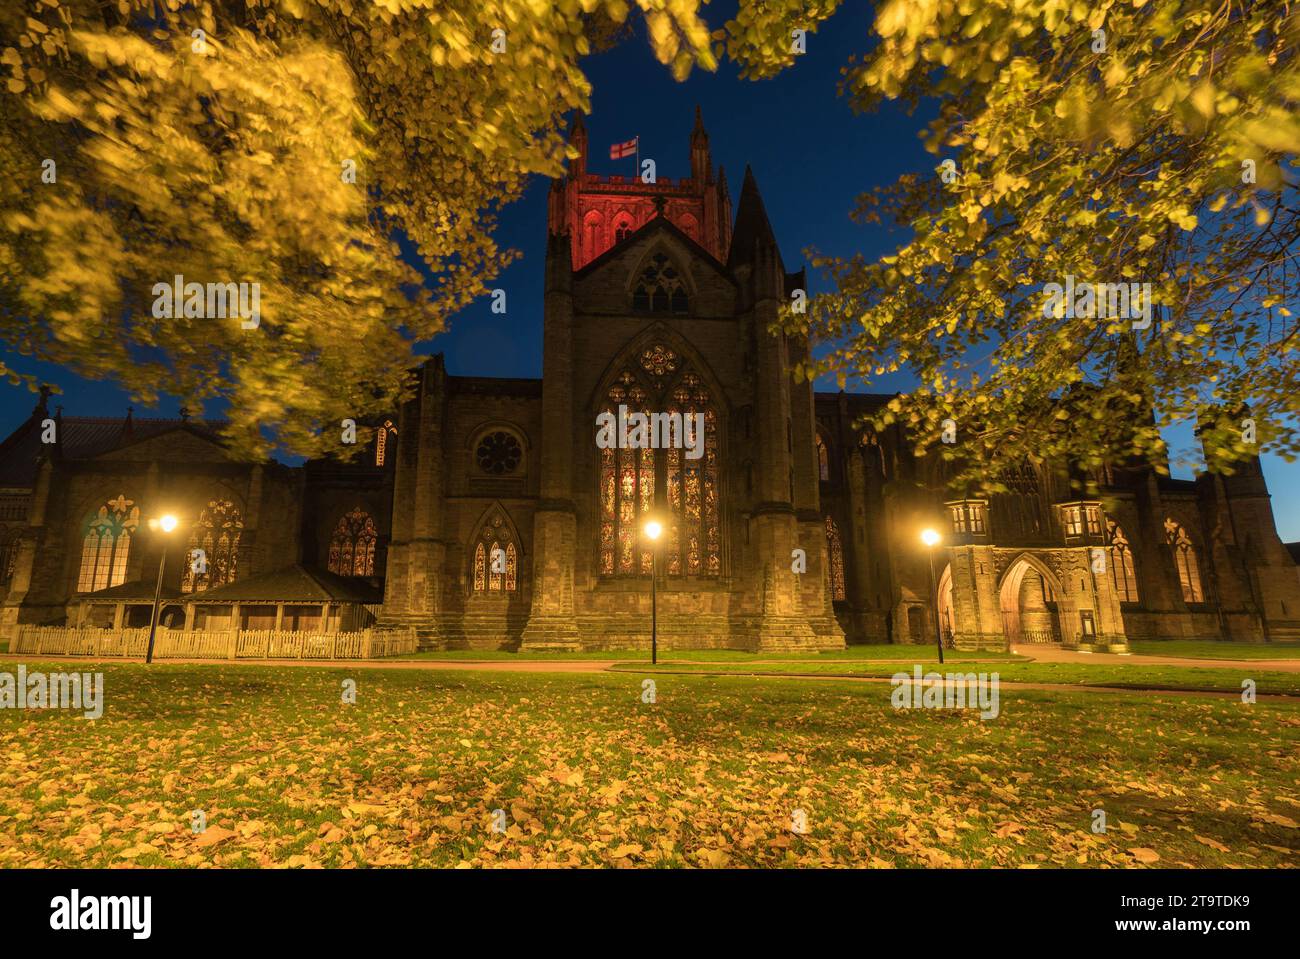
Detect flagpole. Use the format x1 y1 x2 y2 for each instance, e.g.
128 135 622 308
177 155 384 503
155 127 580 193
634 136 639 181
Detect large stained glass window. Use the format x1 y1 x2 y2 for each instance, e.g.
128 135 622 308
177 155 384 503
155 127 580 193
1165 518 1203 603
182 500 242 593
328 507 377 576
825 515 845 601
472 512 518 592
77 494 138 592
599 348 721 578
666 373 719 576
600 371 655 576
1107 520 1139 603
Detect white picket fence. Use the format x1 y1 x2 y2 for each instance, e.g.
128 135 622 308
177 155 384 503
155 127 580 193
11 625 418 660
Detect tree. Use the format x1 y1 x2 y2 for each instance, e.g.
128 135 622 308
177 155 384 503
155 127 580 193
780 0 1300 493
0 0 717 458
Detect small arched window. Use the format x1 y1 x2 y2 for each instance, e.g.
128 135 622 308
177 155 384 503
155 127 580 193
1107 520 1139 603
825 515 845 601
472 513 518 592
375 420 397 467
583 211 603 260
614 214 634 244
77 495 138 593
1165 518 1204 603
632 253 689 314
816 434 830 482
328 507 378 576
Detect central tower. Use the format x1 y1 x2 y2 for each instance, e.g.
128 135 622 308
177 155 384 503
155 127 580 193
547 107 733 270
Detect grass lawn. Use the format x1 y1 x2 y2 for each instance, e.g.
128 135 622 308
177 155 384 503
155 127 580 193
1129 640 1300 660
398 645 1022 662
610 659 1300 696
1 662 1296 868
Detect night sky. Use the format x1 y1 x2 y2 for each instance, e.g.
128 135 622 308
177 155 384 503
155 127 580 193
3 3 1298 539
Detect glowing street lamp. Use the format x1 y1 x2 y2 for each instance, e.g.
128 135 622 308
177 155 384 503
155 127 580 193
920 527 945 665
644 519 663 665
145 514 180 664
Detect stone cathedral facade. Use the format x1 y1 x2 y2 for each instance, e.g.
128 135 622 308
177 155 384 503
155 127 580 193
3 111 1299 651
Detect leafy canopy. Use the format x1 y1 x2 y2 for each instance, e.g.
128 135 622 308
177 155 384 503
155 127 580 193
783 0 1300 492
0 0 721 457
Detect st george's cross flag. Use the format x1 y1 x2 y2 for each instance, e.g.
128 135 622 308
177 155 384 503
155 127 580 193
609 137 638 159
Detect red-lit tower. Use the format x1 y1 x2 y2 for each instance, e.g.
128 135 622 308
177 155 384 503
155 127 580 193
547 107 733 269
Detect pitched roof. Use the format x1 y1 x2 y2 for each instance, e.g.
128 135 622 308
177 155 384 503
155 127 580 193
0 409 229 488
574 211 733 281
77 580 184 602
184 565 384 604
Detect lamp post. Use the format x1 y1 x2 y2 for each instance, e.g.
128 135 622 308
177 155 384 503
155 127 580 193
644 520 663 665
145 514 178 664
921 527 944 665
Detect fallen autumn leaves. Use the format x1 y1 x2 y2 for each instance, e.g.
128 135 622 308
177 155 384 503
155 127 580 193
0 664 1295 868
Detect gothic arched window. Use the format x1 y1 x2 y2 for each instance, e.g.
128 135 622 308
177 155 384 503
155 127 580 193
1107 520 1139 603
583 211 603 261
77 495 138 592
375 420 397 467
666 372 720 576
825 515 846 601
600 370 655 577
472 512 517 592
599 346 721 578
631 252 689 314
1165 518 1204 603
994 462 1047 541
182 500 243 593
328 507 377 576
614 214 634 245
816 434 830 482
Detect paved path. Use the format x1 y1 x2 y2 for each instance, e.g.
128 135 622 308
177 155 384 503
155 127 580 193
3 652 1295 701
612 666 1297 702
0 654 620 673
1012 643 1300 672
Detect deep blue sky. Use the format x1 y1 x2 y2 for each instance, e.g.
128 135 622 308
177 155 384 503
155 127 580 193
3 3 1298 539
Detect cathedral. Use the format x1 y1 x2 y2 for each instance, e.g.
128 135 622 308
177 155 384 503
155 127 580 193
3 110 1299 652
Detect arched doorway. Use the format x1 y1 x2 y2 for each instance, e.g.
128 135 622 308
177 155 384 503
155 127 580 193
937 563 954 646
999 555 1064 645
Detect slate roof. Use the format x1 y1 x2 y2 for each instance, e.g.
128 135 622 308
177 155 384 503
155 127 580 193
183 565 384 604
77 581 184 602
0 403 229 489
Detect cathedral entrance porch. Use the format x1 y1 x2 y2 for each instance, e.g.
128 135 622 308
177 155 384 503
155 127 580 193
999 556 1065 647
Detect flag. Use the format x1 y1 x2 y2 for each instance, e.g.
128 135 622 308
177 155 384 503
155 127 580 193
609 137 638 160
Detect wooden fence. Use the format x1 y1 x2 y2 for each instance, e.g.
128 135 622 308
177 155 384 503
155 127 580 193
11 625 418 660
